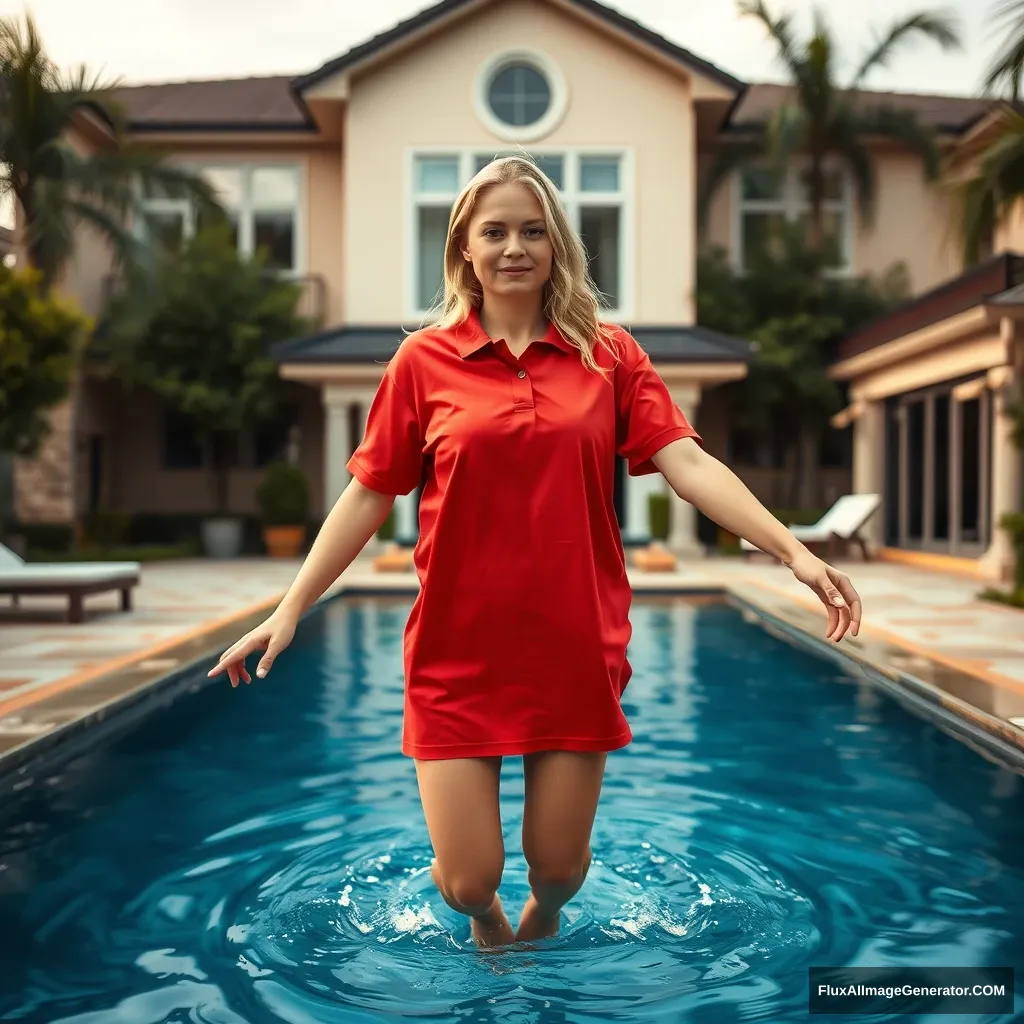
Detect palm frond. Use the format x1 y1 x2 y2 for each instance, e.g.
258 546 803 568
850 9 962 89
949 111 1024 262
851 103 942 179
737 0 804 81
982 0 1024 98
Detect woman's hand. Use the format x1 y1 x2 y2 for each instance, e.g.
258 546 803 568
784 549 862 642
207 609 298 687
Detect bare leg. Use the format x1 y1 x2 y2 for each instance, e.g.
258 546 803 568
515 750 607 944
415 756 515 949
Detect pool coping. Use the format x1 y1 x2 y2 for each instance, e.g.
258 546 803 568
1 572 1023 792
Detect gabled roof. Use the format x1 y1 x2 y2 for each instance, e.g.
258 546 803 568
292 0 743 94
270 322 757 365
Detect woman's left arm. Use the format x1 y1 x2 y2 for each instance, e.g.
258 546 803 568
652 436 863 642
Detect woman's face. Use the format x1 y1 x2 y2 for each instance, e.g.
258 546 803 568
462 182 554 301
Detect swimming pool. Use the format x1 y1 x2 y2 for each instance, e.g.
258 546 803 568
0 594 1021 1023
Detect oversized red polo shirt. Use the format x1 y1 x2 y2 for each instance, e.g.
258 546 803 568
347 307 701 760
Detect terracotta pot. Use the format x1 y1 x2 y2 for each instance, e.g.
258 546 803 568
262 525 306 558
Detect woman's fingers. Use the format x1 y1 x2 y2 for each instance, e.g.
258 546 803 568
208 633 264 679
832 573 863 637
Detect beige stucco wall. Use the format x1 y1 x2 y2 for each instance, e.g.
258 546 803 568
343 0 698 324
701 149 963 296
994 197 1024 253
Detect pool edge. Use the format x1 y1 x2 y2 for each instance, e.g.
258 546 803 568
1 576 1022 789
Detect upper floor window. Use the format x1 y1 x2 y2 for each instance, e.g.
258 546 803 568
736 165 851 274
488 63 551 128
410 150 629 318
473 50 568 142
140 164 302 274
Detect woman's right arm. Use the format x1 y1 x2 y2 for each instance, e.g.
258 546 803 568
207 478 395 686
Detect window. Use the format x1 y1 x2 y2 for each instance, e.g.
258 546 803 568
141 164 302 273
252 404 298 468
736 165 850 273
473 50 568 142
487 63 551 127
162 409 204 470
410 150 629 317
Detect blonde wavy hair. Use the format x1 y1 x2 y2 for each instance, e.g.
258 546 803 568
421 154 621 377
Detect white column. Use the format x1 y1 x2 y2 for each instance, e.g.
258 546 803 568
666 384 704 558
322 385 352 515
393 492 417 544
979 367 1022 584
623 470 651 543
851 398 884 550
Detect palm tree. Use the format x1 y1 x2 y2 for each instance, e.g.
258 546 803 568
981 0 1024 99
949 0 1024 265
949 109 1024 265
701 0 962 256
0 12 219 293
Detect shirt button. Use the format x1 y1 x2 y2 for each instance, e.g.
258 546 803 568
517 369 526 378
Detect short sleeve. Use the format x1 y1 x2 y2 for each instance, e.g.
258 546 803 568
615 334 702 476
347 368 424 495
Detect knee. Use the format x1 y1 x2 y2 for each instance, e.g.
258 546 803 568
526 845 592 889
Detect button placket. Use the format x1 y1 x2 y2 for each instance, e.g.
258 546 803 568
510 363 534 409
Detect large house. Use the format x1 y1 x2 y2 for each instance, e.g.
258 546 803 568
10 0 1021 580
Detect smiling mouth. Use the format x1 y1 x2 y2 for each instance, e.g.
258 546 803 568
500 268 530 274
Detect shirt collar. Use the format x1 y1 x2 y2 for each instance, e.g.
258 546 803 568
453 306 576 358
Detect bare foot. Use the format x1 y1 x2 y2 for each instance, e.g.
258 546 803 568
470 894 515 950
514 892 561 944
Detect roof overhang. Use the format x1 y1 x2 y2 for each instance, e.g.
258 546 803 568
294 0 742 103
830 301 1022 384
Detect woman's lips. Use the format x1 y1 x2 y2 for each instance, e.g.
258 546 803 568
500 267 530 275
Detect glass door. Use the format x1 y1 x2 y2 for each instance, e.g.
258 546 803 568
884 381 991 555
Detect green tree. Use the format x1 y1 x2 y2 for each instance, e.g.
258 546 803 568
701 0 961 256
96 226 309 516
0 263 90 533
697 224 909 505
0 12 218 292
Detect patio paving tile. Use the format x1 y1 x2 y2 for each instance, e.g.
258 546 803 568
0 553 1021 773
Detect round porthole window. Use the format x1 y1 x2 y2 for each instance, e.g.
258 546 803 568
473 49 568 142
487 62 551 127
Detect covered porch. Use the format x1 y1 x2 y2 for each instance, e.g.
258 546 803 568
273 322 755 553
829 252 1024 584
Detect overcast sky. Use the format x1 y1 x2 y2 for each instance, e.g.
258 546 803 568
0 0 1008 97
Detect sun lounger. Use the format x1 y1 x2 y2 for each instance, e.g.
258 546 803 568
740 493 881 562
0 542 141 623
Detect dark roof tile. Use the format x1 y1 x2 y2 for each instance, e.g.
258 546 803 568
270 323 756 364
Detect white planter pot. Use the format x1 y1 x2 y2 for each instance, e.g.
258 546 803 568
201 517 244 559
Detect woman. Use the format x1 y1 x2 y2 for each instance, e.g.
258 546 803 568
208 156 862 951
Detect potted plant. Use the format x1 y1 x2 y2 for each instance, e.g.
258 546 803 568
256 461 310 558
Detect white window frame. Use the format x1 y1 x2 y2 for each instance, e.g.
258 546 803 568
472 48 569 143
404 146 635 322
731 161 853 277
138 159 307 278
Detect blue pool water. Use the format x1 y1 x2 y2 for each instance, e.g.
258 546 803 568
0 595 1022 1023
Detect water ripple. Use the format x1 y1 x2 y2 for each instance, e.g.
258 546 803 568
0 597 1021 1023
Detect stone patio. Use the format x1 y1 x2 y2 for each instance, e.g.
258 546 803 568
0 554 1022 773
